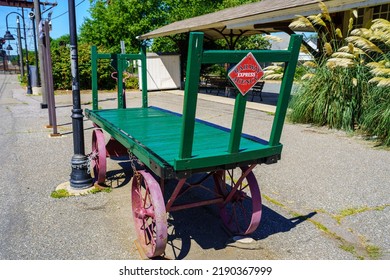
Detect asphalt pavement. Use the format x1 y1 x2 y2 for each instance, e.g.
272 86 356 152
0 73 389 260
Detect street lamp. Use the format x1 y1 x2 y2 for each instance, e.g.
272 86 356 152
28 10 40 87
68 0 93 189
4 12 32 94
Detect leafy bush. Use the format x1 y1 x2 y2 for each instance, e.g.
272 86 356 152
51 40 116 91
125 76 139 90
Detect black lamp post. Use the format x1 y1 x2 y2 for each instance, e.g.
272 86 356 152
4 12 32 94
29 10 40 87
68 0 93 189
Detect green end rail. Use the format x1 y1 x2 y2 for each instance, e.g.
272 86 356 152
91 45 148 110
179 32 302 160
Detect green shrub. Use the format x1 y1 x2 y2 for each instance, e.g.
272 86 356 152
51 43 116 91
125 76 139 90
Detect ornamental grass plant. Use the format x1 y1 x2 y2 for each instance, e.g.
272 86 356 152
361 86 390 146
288 2 390 146
289 64 369 131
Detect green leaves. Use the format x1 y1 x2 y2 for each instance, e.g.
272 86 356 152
80 0 260 53
50 36 116 90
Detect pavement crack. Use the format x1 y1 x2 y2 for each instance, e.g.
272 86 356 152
263 194 385 259
332 204 390 224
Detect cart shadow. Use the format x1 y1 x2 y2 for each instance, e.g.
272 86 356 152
164 194 316 260
103 160 133 189
104 166 316 259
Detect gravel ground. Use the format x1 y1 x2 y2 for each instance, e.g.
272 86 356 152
0 73 389 260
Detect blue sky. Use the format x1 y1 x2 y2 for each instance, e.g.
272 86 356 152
1 0 91 54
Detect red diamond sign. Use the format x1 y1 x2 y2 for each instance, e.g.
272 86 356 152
228 52 264 96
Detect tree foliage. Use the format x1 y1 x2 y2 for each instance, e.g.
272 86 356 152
80 0 260 53
50 35 116 90
80 0 164 53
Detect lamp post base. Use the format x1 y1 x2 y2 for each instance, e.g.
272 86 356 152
69 154 93 189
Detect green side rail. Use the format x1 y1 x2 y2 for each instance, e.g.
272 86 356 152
179 32 302 160
91 45 148 110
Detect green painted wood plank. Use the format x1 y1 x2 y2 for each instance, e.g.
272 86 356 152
179 32 204 159
269 34 302 146
228 93 247 154
91 46 99 111
86 107 277 175
202 50 292 64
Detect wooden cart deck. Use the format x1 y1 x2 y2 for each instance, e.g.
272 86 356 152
86 106 281 178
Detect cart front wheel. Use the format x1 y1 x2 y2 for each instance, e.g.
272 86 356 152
91 128 107 185
131 170 167 258
214 166 262 235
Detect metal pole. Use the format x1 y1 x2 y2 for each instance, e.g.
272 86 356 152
20 10 32 94
68 0 93 189
16 20 24 78
34 0 47 108
43 20 59 137
30 10 40 87
40 19 53 127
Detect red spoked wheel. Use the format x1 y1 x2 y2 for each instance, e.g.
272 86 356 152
131 170 167 258
214 166 262 235
91 128 107 185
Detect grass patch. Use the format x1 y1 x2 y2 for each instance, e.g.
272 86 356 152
50 186 111 198
51 189 72 199
340 244 356 255
366 245 381 259
88 186 112 194
263 194 284 207
334 204 390 223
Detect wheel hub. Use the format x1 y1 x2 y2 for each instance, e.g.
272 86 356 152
134 206 155 219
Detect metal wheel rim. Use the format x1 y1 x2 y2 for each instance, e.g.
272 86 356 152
131 170 167 258
91 129 107 185
215 166 262 235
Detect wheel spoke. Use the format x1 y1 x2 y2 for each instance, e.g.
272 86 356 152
215 166 262 235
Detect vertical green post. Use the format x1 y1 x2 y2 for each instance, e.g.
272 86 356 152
178 32 204 159
91 46 98 110
117 54 124 109
140 45 148 108
228 93 247 153
269 35 302 146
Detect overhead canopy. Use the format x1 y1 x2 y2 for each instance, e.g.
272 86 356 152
0 1 56 8
139 0 390 41
0 0 34 7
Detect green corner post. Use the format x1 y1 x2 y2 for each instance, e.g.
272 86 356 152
178 32 204 159
91 45 98 110
140 45 148 108
269 34 302 146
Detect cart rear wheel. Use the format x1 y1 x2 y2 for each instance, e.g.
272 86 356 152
214 166 262 235
91 128 107 185
131 170 167 258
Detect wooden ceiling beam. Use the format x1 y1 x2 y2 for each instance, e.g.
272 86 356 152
0 1 57 8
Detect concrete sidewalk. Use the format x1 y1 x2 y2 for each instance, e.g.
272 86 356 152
0 73 389 260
